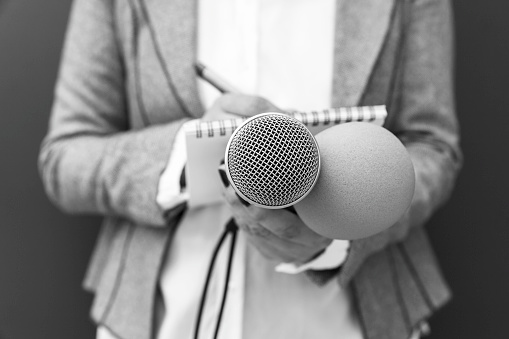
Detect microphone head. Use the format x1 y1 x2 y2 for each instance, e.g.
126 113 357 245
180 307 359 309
294 122 415 240
225 113 321 209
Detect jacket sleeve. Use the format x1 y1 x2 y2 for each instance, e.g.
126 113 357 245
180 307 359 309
38 0 189 227
337 0 463 287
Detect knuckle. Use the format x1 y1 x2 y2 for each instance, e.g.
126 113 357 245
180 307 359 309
221 93 244 110
253 97 274 114
224 188 241 205
235 220 250 231
218 93 234 104
278 225 300 239
218 94 235 112
251 97 266 113
248 207 266 222
249 224 271 238
212 95 230 110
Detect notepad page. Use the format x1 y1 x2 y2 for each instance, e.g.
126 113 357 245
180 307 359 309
185 106 387 208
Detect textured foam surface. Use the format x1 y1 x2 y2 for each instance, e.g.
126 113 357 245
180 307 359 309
295 122 415 240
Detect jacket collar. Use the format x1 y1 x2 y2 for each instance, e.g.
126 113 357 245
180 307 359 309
141 0 395 114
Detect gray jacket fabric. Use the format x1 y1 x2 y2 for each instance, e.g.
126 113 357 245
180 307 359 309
39 0 462 338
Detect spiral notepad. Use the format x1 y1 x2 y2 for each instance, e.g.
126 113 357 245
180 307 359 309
185 105 387 207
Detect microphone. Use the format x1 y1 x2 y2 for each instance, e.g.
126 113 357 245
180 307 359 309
224 113 415 240
225 113 321 208
294 122 415 240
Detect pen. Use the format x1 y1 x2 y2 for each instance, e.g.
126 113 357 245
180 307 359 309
194 61 240 93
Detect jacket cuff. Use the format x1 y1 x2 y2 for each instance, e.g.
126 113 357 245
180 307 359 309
275 240 350 274
156 125 189 211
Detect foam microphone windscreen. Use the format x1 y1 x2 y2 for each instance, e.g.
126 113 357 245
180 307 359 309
294 122 415 240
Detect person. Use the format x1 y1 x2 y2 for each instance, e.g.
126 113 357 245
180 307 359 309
38 0 462 338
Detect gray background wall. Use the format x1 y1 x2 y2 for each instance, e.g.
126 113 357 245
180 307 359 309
0 0 507 338
0 1 98 338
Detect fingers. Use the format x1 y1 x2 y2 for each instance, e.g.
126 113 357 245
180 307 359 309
203 94 284 121
218 93 285 117
243 229 306 263
223 185 330 249
201 105 238 121
247 207 330 248
222 184 332 263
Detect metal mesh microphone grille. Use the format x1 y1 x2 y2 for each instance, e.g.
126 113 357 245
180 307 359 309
226 113 320 208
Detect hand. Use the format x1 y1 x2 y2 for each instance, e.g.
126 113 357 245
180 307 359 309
222 184 333 265
201 93 284 121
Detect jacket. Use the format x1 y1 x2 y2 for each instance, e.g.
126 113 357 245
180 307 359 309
39 0 463 338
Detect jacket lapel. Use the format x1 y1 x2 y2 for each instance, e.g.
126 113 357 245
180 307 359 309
332 0 396 107
140 0 395 114
138 0 203 118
